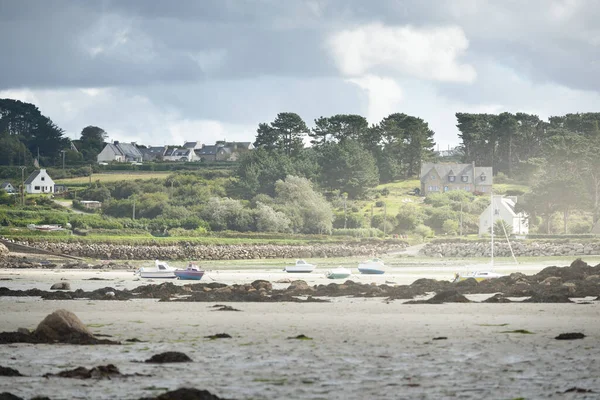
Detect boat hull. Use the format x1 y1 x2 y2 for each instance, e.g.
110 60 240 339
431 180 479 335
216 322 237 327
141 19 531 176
175 270 204 280
357 267 385 275
326 269 351 279
139 272 176 279
284 268 315 273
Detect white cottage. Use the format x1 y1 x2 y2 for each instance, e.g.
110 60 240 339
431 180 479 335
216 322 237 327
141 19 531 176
24 169 55 194
479 195 528 236
0 182 15 193
97 141 143 163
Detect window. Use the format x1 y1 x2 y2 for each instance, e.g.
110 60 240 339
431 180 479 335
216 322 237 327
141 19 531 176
461 176 468 182
448 175 455 182
444 186 449 192
494 208 499 215
464 186 470 191
34 186 40 190
430 174 436 180
41 177 45 181
480 175 486 181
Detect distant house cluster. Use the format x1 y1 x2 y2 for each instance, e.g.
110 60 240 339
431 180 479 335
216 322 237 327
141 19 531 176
420 162 492 196
97 140 254 164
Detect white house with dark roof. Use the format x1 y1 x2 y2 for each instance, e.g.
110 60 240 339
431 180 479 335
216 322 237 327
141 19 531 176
97 141 143 163
479 195 528 236
163 147 196 162
24 169 55 194
183 141 202 150
420 162 492 196
0 182 15 193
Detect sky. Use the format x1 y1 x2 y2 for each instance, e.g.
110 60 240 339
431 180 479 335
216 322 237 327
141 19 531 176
2 0 600 150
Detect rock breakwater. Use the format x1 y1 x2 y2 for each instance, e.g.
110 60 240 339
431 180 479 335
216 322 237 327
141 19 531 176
422 241 600 258
3 240 406 261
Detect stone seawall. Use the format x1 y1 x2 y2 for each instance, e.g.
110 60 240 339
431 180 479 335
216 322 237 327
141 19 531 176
6 239 407 261
421 241 600 258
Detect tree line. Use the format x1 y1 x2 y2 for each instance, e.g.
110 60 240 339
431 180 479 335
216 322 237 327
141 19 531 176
234 112 436 199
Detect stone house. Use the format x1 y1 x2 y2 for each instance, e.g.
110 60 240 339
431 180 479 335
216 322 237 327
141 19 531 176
479 195 529 236
420 162 492 196
194 141 253 162
140 146 168 162
24 169 55 194
97 141 143 163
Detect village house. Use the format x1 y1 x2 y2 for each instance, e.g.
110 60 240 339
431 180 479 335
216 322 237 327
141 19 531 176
420 162 492 196
139 146 168 162
24 169 55 194
163 147 196 162
479 195 529 236
97 141 143 164
0 182 15 193
195 141 254 162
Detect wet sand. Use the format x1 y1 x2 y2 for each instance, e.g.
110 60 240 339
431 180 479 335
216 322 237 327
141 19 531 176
1 258 600 399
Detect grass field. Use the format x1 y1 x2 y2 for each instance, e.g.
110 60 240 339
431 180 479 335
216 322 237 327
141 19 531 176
56 172 171 184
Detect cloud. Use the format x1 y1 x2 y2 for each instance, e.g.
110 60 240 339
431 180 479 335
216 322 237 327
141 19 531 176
346 75 403 123
328 23 476 83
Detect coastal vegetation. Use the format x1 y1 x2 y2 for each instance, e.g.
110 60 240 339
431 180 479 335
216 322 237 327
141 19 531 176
0 100 599 243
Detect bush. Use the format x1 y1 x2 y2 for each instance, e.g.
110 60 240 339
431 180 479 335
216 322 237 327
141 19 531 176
332 228 383 238
375 200 385 208
396 203 424 231
69 214 124 229
167 227 209 237
414 224 434 241
442 219 459 235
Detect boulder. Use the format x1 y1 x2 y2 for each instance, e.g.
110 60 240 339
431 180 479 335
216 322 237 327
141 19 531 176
0 243 8 259
145 351 192 363
34 309 95 343
50 282 71 291
287 280 311 292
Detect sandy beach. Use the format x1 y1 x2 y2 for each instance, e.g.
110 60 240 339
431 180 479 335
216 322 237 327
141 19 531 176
1 257 600 399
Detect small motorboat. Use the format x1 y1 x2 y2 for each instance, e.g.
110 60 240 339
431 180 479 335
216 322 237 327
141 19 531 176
452 271 504 283
284 259 316 273
27 224 64 231
326 267 351 280
135 260 177 279
357 258 385 274
175 263 205 280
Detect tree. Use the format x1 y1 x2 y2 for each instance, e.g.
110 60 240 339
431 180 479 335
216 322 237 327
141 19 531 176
253 113 308 156
309 114 369 147
79 126 108 162
0 99 69 165
274 175 333 234
316 139 379 198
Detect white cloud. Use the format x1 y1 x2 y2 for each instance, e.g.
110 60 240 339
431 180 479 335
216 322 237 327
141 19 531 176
327 23 477 83
346 75 403 123
0 87 254 147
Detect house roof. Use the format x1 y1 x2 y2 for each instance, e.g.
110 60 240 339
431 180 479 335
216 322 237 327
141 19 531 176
196 145 219 155
183 141 200 149
165 147 191 157
0 182 12 188
421 163 493 186
24 170 42 185
116 143 142 158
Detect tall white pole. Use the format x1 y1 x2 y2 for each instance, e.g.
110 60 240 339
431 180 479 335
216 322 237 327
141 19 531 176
490 187 494 269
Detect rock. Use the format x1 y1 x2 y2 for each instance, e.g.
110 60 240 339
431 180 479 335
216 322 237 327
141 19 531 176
251 280 272 291
0 393 24 400
32 309 118 344
0 366 22 377
138 388 230 400
205 333 232 339
482 294 512 303
0 243 8 259
50 282 71 290
555 332 585 340
540 277 562 285
44 364 123 379
405 290 470 304
145 352 192 363
287 280 311 292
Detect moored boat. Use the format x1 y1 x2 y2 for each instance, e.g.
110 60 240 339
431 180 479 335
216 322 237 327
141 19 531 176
175 263 205 280
284 259 316 273
357 258 385 275
136 260 177 279
326 267 351 280
27 224 64 231
452 271 504 283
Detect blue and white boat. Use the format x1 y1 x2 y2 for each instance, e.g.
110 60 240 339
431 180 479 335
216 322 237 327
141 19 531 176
357 258 385 275
175 263 205 280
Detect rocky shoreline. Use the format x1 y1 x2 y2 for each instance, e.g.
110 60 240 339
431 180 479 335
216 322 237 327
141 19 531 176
0 240 406 261
421 240 600 257
1 259 598 304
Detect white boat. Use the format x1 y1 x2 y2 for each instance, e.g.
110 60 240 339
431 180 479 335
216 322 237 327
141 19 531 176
453 270 504 282
135 260 177 279
27 224 64 231
284 259 316 273
357 258 385 275
326 267 352 279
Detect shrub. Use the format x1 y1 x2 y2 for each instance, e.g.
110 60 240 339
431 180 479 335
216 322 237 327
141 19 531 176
332 228 384 238
414 224 434 241
442 219 459 235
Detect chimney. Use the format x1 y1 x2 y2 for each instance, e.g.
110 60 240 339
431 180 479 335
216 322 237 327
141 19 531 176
114 140 119 145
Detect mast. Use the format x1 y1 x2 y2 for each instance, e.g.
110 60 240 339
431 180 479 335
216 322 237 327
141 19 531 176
490 187 494 269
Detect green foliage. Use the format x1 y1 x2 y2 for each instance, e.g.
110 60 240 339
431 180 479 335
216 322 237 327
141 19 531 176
254 202 291 233
333 212 366 229
425 206 457 231
414 224 434 240
331 228 383 238
274 175 333 234
200 197 253 232
78 126 107 162
395 203 424 231
442 219 459 235
254 113 308 156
